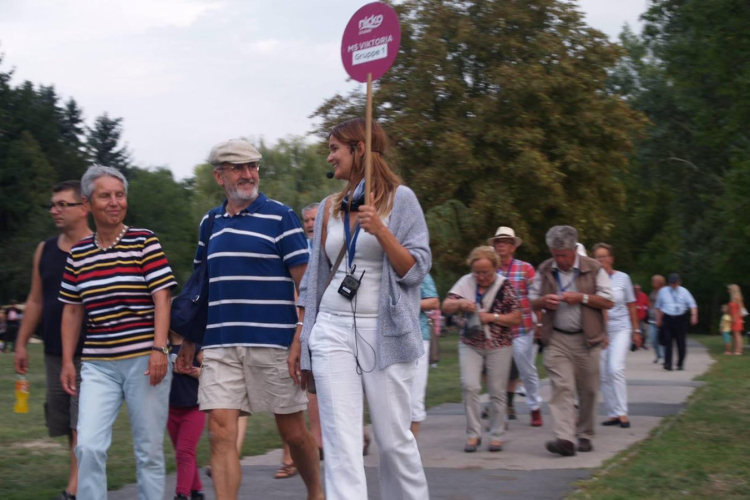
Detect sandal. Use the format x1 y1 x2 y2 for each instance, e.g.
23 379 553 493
274 462 298 479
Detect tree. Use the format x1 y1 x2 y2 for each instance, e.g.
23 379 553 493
126 167 197 287
313 0 646 289
604 0 750 327
86 113 132 175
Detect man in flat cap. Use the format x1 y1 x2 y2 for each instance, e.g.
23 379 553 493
178 139 322 499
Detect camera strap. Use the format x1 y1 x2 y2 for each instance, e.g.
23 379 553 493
326 245 347 290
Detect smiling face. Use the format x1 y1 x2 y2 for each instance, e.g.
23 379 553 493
85 176 127 229
327 135 360 181
214 161 260 204
49 189 87 230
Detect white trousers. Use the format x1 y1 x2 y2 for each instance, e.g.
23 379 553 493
310 312 429 500
512 333 544 411
600 328 631 417
410 340 430 422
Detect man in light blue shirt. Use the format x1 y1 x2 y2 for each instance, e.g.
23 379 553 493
655 273 698 371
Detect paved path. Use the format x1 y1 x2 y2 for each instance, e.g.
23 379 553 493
111 340 713 499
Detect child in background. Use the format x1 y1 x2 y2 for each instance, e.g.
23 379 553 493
720 304 732 355
168 331 206 500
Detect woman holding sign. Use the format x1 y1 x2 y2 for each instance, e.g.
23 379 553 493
289 118 430 499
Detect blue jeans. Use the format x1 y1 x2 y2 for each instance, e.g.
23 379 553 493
76 355 172 500
648 323 663 359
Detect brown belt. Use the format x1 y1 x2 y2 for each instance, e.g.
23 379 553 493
553 327 583 335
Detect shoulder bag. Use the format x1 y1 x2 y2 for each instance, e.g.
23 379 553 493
169 213 217 343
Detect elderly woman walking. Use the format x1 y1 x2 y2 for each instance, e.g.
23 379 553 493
592 243 641 428
727 284 745 355
442 246 521 453
59 165 177 500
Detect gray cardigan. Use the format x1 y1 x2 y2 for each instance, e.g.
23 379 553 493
298 185 432 370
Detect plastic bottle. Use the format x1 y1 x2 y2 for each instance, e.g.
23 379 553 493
14 375 30 414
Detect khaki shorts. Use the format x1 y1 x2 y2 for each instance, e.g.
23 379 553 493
199 346 307 416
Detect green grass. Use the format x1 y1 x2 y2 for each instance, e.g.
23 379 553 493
567 335 750 500
0 333 546 499
0 344 283 500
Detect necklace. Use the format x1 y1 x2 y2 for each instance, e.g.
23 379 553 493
94 225 128 251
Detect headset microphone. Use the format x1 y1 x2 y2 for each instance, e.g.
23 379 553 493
326 172 335 179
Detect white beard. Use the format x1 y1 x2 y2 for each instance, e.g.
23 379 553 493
227 182 258 203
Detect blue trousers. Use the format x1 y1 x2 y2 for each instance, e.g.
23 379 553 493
76 355 172 500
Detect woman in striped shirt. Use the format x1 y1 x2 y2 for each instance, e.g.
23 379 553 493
59 165 177 500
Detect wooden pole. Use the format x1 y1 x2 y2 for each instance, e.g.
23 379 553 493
364 72 373 206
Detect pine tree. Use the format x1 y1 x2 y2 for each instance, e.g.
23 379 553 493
86 113 132 176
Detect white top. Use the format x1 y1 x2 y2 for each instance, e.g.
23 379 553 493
607 270 635 333
319 211 388 317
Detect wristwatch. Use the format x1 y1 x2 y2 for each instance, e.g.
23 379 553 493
152 345 170 355
582 294 589 305
493 313 499 322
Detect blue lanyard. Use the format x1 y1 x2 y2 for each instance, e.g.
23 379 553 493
553 268 579 292
498 258 515 278
475 284 485 305
343 211 362 271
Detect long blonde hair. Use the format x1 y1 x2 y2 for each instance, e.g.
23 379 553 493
330 118 401 219
728 284 745 309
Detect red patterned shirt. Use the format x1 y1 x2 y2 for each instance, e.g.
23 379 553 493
497 258 536 336
448 279 519 349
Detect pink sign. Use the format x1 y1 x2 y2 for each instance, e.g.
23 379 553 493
341 2 401 83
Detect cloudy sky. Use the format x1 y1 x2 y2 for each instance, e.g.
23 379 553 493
0 0 649 179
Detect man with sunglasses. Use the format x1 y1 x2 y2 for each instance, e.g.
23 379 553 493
178 139 322 500
15 181 91 500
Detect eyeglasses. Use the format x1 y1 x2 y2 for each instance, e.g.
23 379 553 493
472 270 496 278
221 162 260 174
46 201 83 210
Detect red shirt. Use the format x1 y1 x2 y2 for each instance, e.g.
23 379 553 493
729 302 744 332
635 291 650 321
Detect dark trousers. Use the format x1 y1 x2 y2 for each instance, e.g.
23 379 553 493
2 323 18 352
663 313 688 369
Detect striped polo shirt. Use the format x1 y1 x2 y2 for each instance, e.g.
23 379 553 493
59 228 177 361
196 193 309 350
